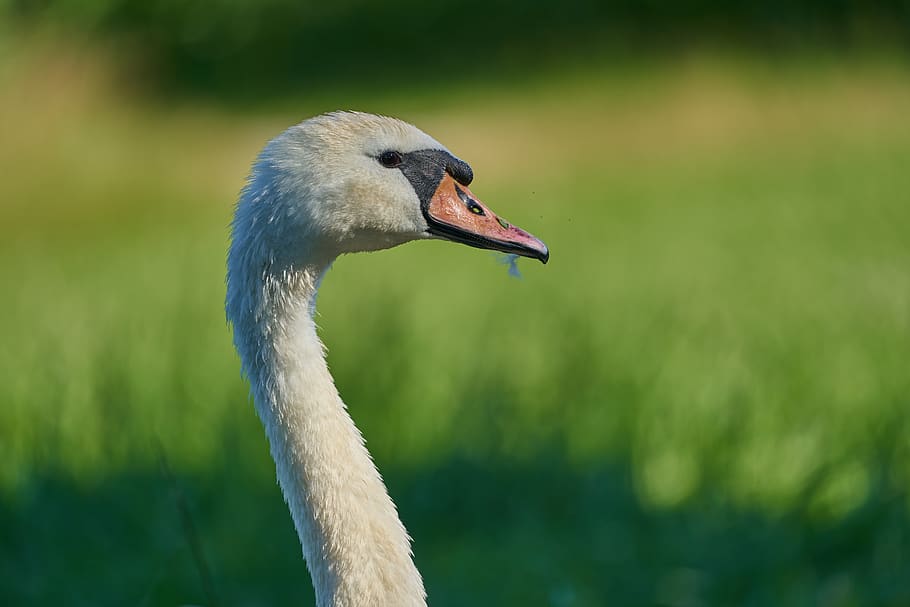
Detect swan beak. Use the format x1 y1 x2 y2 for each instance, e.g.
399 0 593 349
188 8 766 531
425 174 549 264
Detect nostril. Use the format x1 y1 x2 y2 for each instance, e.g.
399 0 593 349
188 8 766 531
454 184 484 215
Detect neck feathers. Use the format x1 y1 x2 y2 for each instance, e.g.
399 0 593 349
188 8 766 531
227 252 426 606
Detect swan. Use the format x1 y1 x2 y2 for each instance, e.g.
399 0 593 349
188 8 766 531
226 111 548 607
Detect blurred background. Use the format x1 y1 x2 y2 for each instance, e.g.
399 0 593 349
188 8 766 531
2 2 909 605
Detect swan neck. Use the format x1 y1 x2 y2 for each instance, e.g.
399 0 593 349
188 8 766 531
239 261 426 607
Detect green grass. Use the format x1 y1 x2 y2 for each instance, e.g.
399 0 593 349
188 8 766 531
2 43 910 605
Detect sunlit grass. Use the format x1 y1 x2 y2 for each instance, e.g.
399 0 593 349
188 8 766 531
2 38 909 605
3 37 910 505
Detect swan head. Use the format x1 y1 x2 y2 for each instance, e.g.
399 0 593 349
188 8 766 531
234 111 548 268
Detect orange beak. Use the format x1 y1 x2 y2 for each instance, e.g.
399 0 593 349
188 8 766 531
424 174 549 264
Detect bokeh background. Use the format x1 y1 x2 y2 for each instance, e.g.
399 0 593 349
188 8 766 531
2 2 910 605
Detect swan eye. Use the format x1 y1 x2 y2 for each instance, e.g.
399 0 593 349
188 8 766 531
467 200 485 215
378 151 403 168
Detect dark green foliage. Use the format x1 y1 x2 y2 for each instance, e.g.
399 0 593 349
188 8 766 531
5 0 910 97
3 457 908 606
